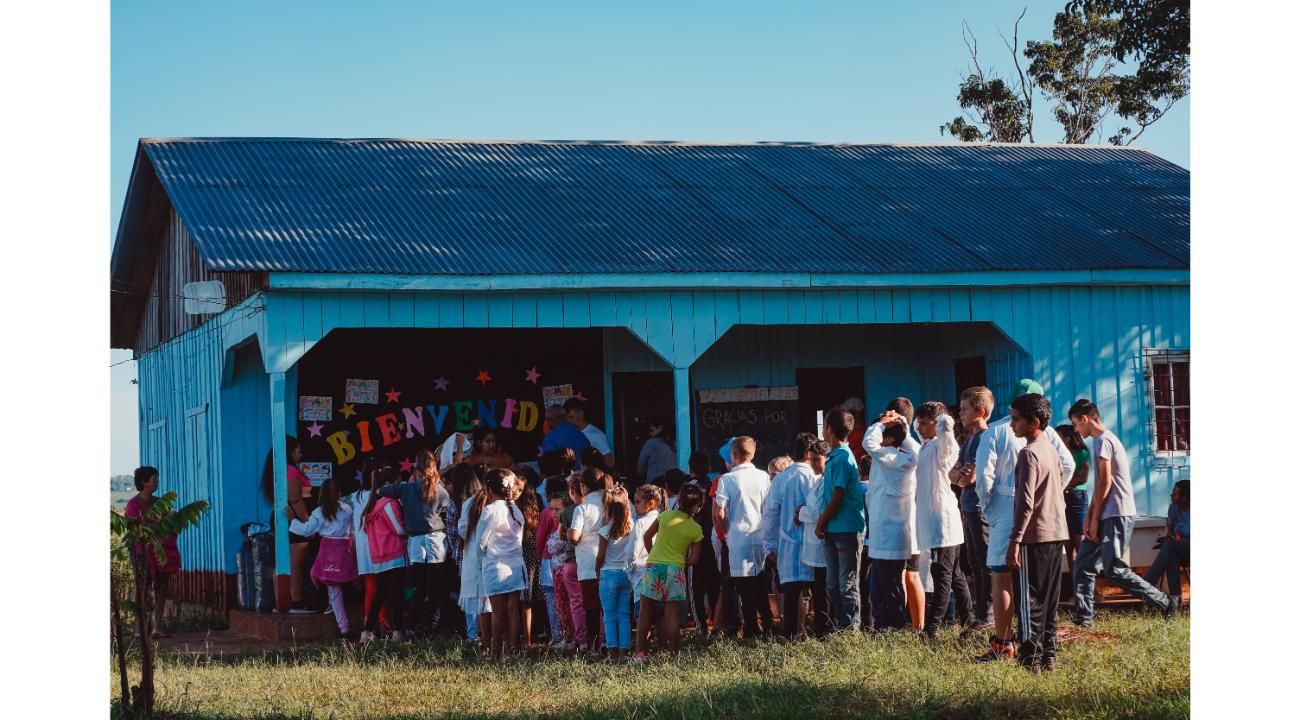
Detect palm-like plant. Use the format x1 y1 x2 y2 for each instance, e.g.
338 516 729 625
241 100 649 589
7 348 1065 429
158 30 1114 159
110 492 208 718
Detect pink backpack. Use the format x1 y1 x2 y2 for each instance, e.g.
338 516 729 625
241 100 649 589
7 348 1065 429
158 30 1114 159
366 496 406 565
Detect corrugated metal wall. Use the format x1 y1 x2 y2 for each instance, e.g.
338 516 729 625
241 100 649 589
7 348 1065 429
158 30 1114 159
136 293 268 588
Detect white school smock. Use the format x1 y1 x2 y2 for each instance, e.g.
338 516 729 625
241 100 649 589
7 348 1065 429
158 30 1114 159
798 474 827 568
761 462 816 583
714 462 771 578
915 414 964 550
571 491 606 581
458 497 490 614
345 491 376 574
863 422 921 561
478 500 526 596
976 417 1076 566
289 503 354 540
629 509 659 591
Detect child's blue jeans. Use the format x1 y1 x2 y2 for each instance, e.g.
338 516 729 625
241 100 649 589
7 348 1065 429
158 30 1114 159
599 568 633 650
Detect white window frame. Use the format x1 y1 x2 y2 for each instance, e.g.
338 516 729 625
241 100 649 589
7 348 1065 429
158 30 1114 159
1143 349 1190 461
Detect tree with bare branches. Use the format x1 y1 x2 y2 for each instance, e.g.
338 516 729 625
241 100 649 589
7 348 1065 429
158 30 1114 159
940 1 1188 146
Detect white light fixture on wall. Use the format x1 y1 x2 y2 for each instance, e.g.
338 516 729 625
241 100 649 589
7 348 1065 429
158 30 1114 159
183 280 226 315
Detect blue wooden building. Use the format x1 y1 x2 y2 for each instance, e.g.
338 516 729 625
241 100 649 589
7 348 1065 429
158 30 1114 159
110 139 1189 610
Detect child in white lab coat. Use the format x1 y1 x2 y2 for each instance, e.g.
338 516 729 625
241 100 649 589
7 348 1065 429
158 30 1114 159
863 410 919 632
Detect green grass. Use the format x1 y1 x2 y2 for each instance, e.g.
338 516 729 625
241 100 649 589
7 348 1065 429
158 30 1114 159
118 610 1189 720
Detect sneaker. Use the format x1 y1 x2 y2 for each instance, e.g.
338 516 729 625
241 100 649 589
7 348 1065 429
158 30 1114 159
1070 615 1093 630
551 639 573 650
973 636 1016 664
1043 657 1057 673
289 603 316 615
958 621 993 641
386 630 404 642
323 607 334 616
1162 596 1182 620
630 652 648 663
359 631 376 644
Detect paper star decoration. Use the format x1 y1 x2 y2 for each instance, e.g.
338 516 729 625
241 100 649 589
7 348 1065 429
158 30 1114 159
474 370 492 386
525 366 541 384
399 457 414 473
433 376 450 392
574 391 588 402
306 422 324 438
340 403 357 419
385 388 402 403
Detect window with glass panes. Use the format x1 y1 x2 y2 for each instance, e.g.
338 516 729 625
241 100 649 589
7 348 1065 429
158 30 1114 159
1147 352 1190 454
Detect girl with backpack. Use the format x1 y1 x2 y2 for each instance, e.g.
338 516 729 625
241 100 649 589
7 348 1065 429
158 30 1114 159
286 477 357 638
359 463 407 642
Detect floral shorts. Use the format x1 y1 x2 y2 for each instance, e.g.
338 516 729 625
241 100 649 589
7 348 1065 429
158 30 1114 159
638 563 687 603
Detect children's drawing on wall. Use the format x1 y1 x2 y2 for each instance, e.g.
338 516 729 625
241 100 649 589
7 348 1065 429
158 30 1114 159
542 384 574 408
298 395 333 421
344 378 379 404
298 461 333 487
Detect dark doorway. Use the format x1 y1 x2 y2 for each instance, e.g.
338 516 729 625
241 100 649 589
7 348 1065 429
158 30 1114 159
794 366 866 433
612 372 674 480
953 356 988 400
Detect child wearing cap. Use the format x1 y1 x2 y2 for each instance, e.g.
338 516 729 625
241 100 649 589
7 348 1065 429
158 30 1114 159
974 379 1076 663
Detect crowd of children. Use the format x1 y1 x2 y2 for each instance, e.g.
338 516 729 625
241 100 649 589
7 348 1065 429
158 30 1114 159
251 385 1186 671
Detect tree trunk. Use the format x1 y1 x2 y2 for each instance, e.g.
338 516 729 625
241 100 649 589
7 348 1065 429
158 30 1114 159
130 553 155 718
110 573 131 711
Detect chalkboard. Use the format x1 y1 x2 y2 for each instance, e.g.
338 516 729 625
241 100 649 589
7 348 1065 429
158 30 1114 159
696 386 801 473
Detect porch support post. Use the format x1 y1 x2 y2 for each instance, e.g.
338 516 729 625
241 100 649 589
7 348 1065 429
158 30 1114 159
269 370 291 612
673 366 692 472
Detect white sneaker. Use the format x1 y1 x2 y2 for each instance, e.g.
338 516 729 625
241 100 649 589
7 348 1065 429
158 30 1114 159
359 631 376 644
387 630 404 642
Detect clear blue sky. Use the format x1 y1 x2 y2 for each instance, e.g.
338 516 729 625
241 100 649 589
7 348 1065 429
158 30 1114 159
109 0 1190 474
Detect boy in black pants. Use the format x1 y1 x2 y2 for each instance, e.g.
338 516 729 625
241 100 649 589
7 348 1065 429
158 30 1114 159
1006 393 1068 672
951 386 994 635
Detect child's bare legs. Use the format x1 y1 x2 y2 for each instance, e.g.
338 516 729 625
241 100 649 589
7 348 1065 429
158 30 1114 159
659 602 683 655
904 570 925 632
521 605 533 649
488 593 521 658
289 543 310 604
991 572 1013 641
153 575 171 637
478 610 493 649
635 595 656 655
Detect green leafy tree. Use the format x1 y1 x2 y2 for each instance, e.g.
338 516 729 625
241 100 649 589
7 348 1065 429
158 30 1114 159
110 492 208 718
941 1 1188 146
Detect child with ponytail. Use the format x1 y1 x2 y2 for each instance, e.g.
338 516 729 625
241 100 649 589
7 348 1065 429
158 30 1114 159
286 477 357 638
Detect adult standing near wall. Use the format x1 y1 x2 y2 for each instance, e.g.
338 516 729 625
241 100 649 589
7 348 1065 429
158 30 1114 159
125 466 182 638
541 405 591 467
262 436 316 614
565 398 613 470
636 416 677 486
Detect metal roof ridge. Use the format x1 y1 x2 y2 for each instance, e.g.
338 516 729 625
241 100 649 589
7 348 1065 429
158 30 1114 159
136 137 1162 153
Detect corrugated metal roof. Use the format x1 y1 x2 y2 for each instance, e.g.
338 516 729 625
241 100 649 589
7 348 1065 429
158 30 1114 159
130 139 1189 275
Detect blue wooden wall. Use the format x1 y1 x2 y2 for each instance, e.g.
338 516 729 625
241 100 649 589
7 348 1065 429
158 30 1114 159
138 281 1189 577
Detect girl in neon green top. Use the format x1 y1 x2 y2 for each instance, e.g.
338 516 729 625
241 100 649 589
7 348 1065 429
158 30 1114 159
634 483 705 659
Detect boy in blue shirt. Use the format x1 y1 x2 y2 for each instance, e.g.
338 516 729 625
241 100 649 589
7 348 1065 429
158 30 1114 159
814 407 865 632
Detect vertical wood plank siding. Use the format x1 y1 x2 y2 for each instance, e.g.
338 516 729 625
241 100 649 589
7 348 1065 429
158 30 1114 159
132 207 266 355
140 282 1188 593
